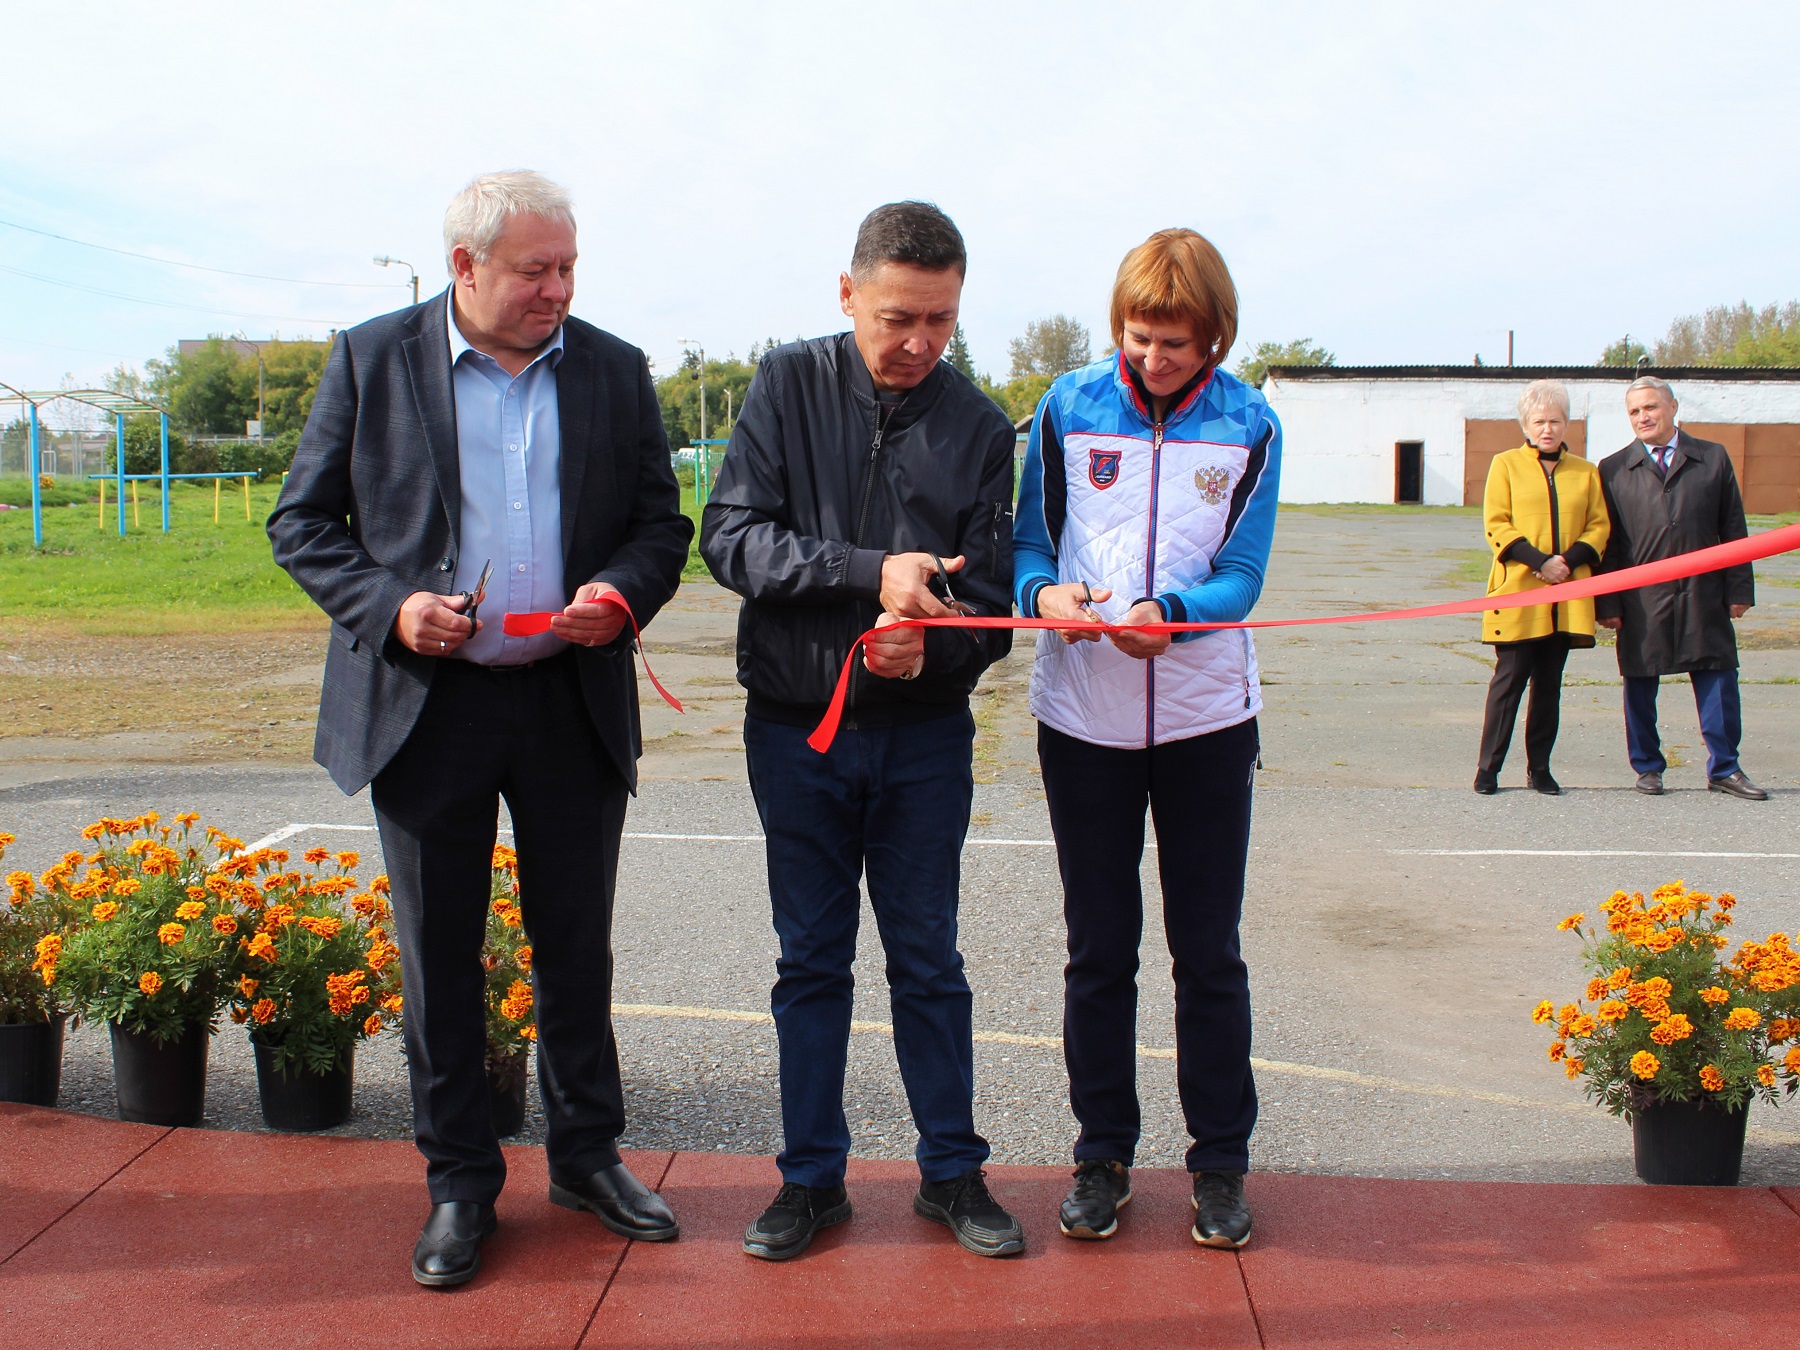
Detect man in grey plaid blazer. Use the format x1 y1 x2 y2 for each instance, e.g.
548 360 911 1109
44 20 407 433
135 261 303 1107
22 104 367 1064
269 171 691 1287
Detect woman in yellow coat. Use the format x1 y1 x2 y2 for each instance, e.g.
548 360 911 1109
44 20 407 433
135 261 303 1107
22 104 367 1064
1475 379 1610 795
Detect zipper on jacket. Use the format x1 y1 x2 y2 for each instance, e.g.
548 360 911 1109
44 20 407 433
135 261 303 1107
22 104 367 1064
1545 456 1563 633
1144 419 1164 747
845 397 902 722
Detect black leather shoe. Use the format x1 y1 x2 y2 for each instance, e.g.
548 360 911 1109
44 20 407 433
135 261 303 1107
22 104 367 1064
1710 771 1769 801
549 1162 679 1241
1526 769 1561 795
1636 771 1664 795
1191 1170 1252 1249
412 1201 496 1287
915 1168 1025 1257
1059 1159 1131 1240
742 1181 852 1261
1473 771 1498 795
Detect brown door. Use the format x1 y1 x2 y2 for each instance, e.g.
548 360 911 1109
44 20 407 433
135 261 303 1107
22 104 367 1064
1681 423 1747 489
1743 424 1800 515
1463 419 1588 506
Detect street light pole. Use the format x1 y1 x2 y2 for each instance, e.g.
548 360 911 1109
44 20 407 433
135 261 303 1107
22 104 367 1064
374 256 420 306
676 338 706 441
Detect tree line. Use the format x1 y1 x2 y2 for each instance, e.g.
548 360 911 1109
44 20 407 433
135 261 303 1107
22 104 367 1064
1602 302 1800 368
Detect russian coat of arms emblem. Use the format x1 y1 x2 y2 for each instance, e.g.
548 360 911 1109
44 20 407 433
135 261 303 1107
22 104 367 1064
1195 465 1231 505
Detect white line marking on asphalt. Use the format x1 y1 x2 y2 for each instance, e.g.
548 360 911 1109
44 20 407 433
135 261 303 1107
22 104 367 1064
1394 849 1800 859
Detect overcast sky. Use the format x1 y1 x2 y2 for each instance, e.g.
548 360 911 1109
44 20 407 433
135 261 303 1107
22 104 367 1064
3 1 1796 408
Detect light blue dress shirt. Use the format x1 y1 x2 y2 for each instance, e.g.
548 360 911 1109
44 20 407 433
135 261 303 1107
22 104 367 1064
446 292 568 665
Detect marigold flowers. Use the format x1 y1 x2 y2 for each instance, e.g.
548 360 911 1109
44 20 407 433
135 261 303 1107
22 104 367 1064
1699 1065 1726 1093
246 932 277 962
1649 1014 1694 1046
298 915 343 940
1700 986 1731 1004
251 997 276 1024
138 971 163 996
1724 1008 1762 1031
1630 1050 1661 1080
91 900 120 922
363 1014 383 1037
499 979 533 1022
157 922 186 945
1531 1000 1554 1025
212 914 237 935
1557 914 1585 932
173 900 206 921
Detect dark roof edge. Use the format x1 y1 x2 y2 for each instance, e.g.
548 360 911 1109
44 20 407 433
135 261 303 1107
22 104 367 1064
1265 364 1800 382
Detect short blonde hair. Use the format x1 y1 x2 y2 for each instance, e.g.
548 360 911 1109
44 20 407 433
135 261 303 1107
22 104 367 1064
1517 379 1571 429
443 170 575 275
1109 229 1238 377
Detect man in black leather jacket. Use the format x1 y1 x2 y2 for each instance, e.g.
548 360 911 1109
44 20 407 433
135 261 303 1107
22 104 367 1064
700 202 1023 1261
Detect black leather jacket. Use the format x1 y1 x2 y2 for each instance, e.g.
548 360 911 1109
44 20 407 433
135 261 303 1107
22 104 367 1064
699 333 1015 726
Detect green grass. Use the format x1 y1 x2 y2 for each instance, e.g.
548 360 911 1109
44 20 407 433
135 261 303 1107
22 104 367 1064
0 481 312 632
0 475 97 509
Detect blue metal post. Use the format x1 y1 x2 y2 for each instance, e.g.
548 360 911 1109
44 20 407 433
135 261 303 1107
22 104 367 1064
159 412 171 533
115 412 126 535
28 402 43 547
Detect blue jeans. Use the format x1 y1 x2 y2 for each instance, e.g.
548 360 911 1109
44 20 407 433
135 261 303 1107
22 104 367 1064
1624 671 1742 779
744 711 989 1189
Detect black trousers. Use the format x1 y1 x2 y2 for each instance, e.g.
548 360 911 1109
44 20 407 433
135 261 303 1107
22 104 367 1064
1477 634 1574 776
1038 717 1260 1174
371 653 628 1204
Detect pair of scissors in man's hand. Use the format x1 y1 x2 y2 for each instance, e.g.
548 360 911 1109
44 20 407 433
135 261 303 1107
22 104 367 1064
460 559 494 635
931 554 982 648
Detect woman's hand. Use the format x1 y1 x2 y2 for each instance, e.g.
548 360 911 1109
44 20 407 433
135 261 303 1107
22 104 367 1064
1037 582 1111 644
1534 555 1572 585
1109 600 1172 660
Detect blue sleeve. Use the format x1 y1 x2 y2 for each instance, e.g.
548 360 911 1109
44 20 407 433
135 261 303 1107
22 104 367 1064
1158 407 1282 638
1012 389 1061 617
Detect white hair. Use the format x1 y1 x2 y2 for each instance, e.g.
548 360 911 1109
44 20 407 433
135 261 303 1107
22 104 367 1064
1516 378 1570 429
442 170 576 275
1627 374 1678 406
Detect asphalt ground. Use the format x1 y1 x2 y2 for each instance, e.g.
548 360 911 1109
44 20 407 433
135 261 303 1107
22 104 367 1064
4 507 1798 1192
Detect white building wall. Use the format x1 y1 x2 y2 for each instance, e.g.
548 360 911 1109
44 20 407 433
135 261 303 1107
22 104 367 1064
1265 374 1800 505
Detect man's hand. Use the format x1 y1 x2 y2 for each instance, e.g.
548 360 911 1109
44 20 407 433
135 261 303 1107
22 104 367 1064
880 552 961 619
864 611 924 679
1598 616 1622 630
550 582 629 648
394 591 479 655
1731 603 1752 620
1037 581 1112 644
1109 600 1173 660
1535 555 1572 585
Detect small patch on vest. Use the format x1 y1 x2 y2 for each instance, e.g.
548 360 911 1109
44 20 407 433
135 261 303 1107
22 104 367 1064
1196 466 1230 505
1088 449 1122 489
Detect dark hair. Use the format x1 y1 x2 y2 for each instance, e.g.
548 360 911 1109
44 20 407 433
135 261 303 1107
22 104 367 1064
850 201 966 281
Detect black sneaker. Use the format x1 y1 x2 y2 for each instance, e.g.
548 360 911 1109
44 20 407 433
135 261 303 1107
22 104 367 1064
1191 1170 1252 1249
1059 1159 1131 1240
742 1182 851 1261
914 1169 1025 1257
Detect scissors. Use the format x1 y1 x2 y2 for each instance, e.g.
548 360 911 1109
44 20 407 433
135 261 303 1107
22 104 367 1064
460 559 494 634
931 553 981 648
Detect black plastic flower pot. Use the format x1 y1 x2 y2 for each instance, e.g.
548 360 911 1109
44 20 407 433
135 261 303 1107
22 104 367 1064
110 1021 208 1126
1632 1095 1749 1185
489 1050 529 1138
253 1040 354 1132
0 1015 66 1107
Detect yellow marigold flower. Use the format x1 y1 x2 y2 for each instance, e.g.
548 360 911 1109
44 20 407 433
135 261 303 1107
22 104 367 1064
363 1014 383 1037
516 945 533 972
1759 1064 1778 1088
157 922 186 945
174 812 200 828
1630 1050 1660 1080
1644 931 1680 954
1557 914 1585 932
1650 1014 1694 1045
1547 1041 1567 1062
371 874 391 895
1597 1000 1629 1023
1606 967 1632 991
520 1025 537 1041
303 846 331 864
91 900 121 922
1565 1058 1584 1080
113 878 142 897
1724 1008 1762 1031
1568 1015 1597 1038
1786 1048 1800 1076
138 971 163 996
7 868 33 894
251 998 276 1024
336 850 360 870
31 933 62 972
0 831 12 848
1700 987 1731 1005
502 909 523 929
246 932 277 962
381 994 403 1015
81 823 105 840
174 900 206 921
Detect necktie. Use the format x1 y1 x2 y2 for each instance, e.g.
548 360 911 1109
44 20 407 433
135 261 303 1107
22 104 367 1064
1654 446 1672 477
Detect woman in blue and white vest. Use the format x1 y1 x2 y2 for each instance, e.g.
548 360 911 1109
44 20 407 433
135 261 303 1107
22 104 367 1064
1013 228 1281 1250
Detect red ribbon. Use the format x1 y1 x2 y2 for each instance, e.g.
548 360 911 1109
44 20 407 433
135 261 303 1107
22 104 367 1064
503 594 685 713
805 521 1800 753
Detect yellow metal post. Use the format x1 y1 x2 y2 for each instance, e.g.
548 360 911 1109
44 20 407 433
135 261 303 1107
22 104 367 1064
242 475 252 521
213 478 221 523
98 478 106 527
131 480 140 528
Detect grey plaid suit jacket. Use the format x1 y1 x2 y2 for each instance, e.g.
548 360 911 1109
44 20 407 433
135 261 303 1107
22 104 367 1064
268 291 692 795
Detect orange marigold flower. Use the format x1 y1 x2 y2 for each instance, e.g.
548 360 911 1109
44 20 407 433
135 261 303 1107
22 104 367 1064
174 900 206 921
174 812 200 828
1598 1000 1629 1024
246 932 277 962
81 823 105 840
0 831 12 848
1699 1065 1726 1092
336 850 360 871
350 893 377 917
519 1025 537 1041
298 915 343 940
157 922 186 945
112 878 142 897
1606 967 1632 991
1724 1008 1762 1031
516 945 532 972
1568 1015 1597 1038
1557 913 1585 932
1650 1014 1694 1045
1585 978 1608 1002
212 914 238 935
1759 1064 1778 1088
1630 1050 1661 1080
303 846 331 864
1785 1048 1800 1076
1769 1019 1800 1043
251 998 276 1024
502 909 523 929
1565 1058 1585 1080
230 1006 249 1024
328 993 355 1017
138 971 163 996
1547 1041 1567 1062
371 874 391 895
1700 986 1731 1005
381 993 404 1015
363 1014 383 1037
91 900 121 922
1717 892 1738 911
238 976 259 999
1644 931 1680 954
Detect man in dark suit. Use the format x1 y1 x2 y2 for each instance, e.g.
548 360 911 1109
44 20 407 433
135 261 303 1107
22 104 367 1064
269 171 693 1286
1595 375 1765 800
